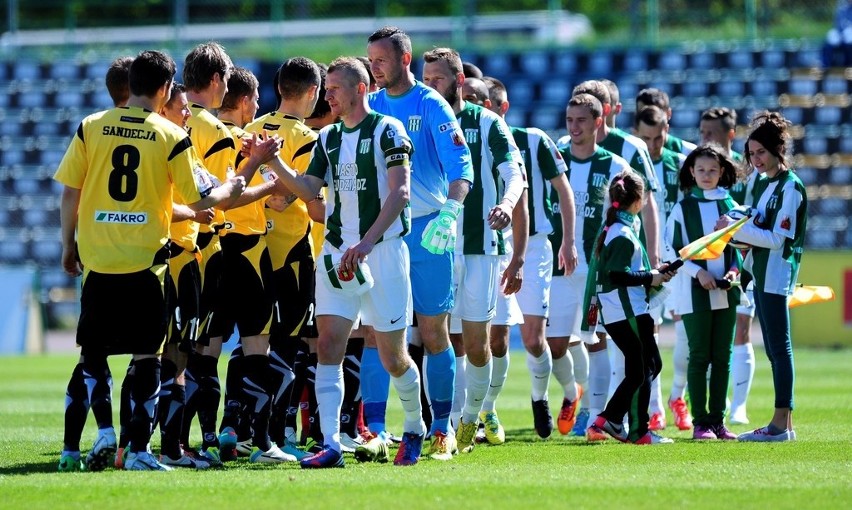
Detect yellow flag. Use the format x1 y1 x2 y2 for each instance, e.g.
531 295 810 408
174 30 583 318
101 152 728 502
789 285 835 308
678 214 749 261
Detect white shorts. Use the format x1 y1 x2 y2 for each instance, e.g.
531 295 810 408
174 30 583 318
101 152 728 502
449 253 499 333
315 237 412 333
515 234 553 318
491 253 524 327
546 271 585 340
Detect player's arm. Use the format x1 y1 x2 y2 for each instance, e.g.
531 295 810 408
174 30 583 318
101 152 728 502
306 190 326 224
60 185 82 277
642 189 661 267
429 96 474 202
172 202 213 224
344 162 410 271
265 146 325 203
502 187 528 295
551 173 578 275
487 119 526 230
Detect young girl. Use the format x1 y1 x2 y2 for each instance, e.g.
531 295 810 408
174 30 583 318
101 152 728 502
586 170 676 445
717 111 807 442
666 144 742 440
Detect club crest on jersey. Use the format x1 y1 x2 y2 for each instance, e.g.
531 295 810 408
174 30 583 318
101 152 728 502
591 173 608 187
95 211 148 224
408 116 422 132
780 216 791 231
464 129 478 144
359 139 372 154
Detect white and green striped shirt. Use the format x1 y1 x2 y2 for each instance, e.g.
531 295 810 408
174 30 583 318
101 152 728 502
454 102 524 255
740 170 808 296
306 111 412 250
550 145 631 275
653 147 686 254
511 126 567 237
597 220 652 325
666 187 741 314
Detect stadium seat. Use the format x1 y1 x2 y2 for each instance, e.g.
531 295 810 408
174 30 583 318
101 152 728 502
688 51 716 70
726 49 754 69
540 80 570 108
814 106 843 125
521 52 550 76
17 91 47 109
49 61 80 81
760 50 786 69
531 108 562 132
1 149 26 167
486 53 512 78
0 229 29 264
682 80 710 98
717 80 745 98
658 52 686 72
508 79 535 106
750 79 778 98
13 61 40 81
830 166 850 185
55 91 84 109
553 51 578 76
588 52 613 76
623 51 648 73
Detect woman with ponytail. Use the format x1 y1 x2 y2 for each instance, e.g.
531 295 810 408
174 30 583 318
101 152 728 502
716 111 807 442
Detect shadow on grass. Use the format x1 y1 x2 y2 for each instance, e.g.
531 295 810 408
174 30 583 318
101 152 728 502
0 450 66 475
505 427 598 446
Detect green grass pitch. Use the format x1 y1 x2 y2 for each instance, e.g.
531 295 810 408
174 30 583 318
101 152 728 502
0 348 850 509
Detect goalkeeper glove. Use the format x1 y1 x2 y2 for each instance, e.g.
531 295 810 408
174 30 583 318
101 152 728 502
420 199 463 255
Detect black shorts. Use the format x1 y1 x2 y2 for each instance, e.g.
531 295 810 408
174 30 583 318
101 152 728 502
167 249 201 353
215 233 276 338
77 263 170 356
270 231 317 340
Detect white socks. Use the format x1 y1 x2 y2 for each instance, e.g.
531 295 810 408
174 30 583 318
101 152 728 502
587 348 610 419
607 343 624 402
450 356 466 428
552 352 578 401
482 353 509 412
463 359 492 424
569 343 590 408
392 366 426 435
670 320 688 401
731 342 755 412
526 347 552 401
315 363 344 451
649 333 664 414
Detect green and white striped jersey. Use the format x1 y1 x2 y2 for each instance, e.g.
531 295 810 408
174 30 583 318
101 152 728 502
653 147 686 252
599 130 659 192
455 102 524 255
596 220 652 325
666 188 741 314
728 152 757 206
510 126 567 237
663 133 697 157
549 145 631 275
743 170 808 296
306 111 412 250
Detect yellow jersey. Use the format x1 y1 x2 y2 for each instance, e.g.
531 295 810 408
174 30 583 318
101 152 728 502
54 106 208 273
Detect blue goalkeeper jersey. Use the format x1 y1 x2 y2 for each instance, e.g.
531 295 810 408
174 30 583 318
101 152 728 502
369 80 474 218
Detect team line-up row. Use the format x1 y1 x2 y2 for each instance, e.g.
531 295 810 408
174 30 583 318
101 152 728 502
55 25 806 472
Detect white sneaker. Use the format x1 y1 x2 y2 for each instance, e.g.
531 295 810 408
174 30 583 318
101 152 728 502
737 426 793 442
339 433 363 453
160 452 212 469
250 445 298 463
85 428 117 472
125 451 173 471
